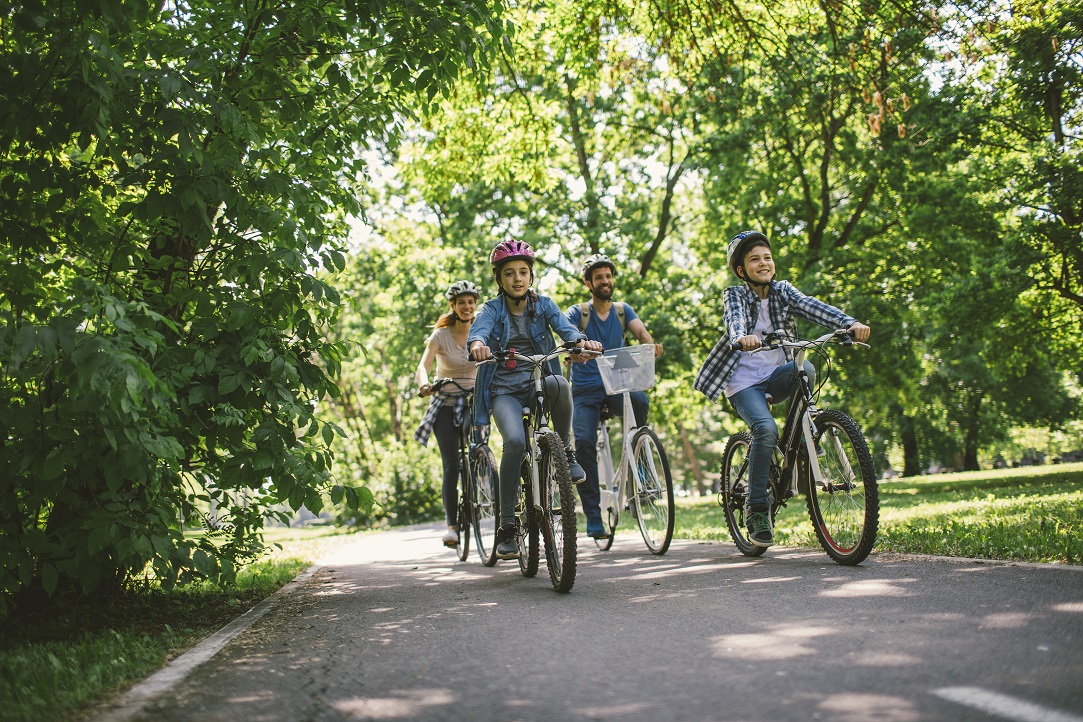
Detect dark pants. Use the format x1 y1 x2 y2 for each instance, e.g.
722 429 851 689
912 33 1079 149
433 406 461 527
572 385 649 525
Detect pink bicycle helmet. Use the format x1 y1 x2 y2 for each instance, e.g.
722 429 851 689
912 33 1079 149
489 240 535 270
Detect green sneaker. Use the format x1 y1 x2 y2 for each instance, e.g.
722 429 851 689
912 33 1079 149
745 505 774 548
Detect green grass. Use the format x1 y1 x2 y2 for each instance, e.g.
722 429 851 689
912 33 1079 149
0 525 365 722
673 462 1083 564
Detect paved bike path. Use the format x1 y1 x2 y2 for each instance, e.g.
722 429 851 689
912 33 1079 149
98 526 1083 722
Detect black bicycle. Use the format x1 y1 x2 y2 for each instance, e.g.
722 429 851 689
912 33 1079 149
477 343 599 592
719 329 879 565
427 378 499 564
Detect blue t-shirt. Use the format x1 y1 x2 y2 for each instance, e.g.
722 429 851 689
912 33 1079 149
566 302 639 390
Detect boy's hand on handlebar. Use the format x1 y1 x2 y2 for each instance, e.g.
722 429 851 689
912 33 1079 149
737 334 762 352
848 322 871 343
469 341 491 362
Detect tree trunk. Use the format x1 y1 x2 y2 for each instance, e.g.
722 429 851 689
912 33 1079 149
962 393 983 471
678 424 706 496
900 414 920 477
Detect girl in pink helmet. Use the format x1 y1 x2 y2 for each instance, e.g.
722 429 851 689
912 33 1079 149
468 240 603 559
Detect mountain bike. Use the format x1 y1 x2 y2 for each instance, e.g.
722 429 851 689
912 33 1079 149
590 344 674 554
719 329 879 565
477 343 600 592
426 378 499 565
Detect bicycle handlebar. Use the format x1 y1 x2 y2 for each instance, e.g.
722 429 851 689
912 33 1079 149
426 377 474 395
473 341 603 367
729 328 869 353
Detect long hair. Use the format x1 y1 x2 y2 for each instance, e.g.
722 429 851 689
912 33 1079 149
434 310 459 329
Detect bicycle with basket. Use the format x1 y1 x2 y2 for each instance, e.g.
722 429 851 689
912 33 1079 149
590 343 675 554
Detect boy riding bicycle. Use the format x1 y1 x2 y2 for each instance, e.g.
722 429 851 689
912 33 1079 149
693 231 870 548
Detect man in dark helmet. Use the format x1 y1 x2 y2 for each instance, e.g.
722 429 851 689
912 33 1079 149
694 231 870 549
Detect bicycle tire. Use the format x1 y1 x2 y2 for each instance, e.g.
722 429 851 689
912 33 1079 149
631 428 674 554
803 410 879 565
456 471 471 562
720 432 766 557
470 445 499 567
517 462 540 577
539 431 577 592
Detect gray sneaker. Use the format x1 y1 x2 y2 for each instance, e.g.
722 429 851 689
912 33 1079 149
566 446 586 484
745 505 774 548
495 523 520 559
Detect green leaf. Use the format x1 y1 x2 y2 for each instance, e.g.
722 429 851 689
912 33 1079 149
40 563 59 596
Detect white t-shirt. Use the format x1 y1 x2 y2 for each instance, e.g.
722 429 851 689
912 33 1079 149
724 298 785 398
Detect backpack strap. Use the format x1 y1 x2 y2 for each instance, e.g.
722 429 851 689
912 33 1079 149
578 301 627 332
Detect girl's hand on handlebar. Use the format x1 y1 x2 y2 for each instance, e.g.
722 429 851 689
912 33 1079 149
418 383 433 397
572 339 603 362
470 342 491 362
737 334 762 352
848 322 871 343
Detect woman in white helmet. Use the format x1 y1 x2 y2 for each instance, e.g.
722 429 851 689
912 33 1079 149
415 280 481 548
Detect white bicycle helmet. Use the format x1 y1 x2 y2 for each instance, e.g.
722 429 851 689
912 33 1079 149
445 280 480 301
582 253 616 281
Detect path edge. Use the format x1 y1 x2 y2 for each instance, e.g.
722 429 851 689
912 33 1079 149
91 563 323 722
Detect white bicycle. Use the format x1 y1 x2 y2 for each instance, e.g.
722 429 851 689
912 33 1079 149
591 344 674 554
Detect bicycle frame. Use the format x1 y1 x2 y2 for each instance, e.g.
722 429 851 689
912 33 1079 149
754 330 864 498
479 345 600 512
596 389 640 518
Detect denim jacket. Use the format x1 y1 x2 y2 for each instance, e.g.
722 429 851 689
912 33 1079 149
468 293 586 426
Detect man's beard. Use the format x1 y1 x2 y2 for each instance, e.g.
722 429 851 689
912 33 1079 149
591 284 613 301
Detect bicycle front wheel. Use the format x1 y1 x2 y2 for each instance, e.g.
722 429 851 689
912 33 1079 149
470 445 499 567
456 471 471 562
804 410 879 565
720 432 766 557
517 468 540 578
631 428 674 554
539 431 577 592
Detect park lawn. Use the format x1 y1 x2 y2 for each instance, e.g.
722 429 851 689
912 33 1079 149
0 526 366 722
672 462 1083 565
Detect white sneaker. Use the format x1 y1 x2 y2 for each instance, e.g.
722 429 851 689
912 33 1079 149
442 527 459 548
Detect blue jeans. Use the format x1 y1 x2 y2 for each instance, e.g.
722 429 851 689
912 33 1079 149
491 375 575 527
572 385 649 525
728 361 815 508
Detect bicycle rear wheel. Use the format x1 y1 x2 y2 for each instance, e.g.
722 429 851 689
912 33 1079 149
720 432 766 557
631 428 674 554
456 470 471 562
803 410 879 565
517 466 540 577
539 431 577 592
470 445 499 566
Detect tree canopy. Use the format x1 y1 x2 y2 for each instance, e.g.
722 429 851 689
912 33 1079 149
2 0 1080 613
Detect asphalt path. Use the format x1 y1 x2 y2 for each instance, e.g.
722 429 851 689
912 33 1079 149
103 525 1083 722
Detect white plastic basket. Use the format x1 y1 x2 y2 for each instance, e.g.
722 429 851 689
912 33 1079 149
596 344 656 394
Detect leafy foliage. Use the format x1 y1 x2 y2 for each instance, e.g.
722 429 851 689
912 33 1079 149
0 0 504 613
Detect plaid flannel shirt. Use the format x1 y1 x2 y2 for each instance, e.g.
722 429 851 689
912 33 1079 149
413 392 469 446
693 280 856 403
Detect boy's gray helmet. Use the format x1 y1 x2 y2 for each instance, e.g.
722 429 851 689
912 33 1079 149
582 253 616 281
445 280 480 300
726 231 771 279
